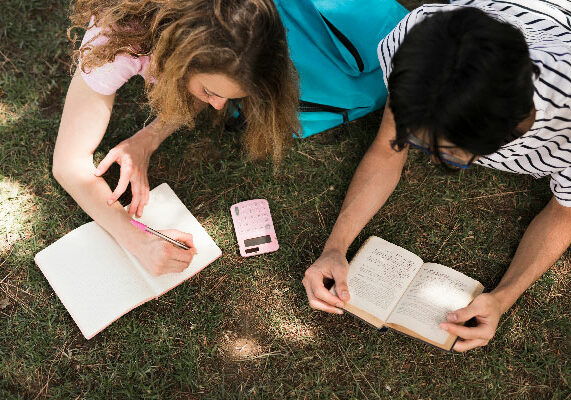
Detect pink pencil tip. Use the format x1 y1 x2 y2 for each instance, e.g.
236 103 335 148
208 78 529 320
130 219 147 232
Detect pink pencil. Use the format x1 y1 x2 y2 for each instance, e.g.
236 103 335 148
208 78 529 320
130 220 191 250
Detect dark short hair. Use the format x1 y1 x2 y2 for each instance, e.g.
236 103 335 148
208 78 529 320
388 7 539 156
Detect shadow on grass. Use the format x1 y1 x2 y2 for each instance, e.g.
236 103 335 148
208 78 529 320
2 88 569 398
1 0 569 397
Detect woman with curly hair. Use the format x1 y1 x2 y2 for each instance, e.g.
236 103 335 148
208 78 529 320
53 0 299 275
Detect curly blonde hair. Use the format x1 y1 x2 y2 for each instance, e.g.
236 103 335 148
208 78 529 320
70 0 300 161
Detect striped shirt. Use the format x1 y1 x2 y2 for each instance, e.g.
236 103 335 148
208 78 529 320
377 0 571 206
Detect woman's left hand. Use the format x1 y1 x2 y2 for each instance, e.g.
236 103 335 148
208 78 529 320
95 126 157 217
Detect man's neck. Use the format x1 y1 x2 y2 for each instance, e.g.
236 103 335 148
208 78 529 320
516 106 536 135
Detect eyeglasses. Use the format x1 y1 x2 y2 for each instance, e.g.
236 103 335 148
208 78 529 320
406 136 476 169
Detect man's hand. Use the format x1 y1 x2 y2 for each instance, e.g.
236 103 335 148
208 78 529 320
95 126 157 217
440 293 503 352
302 249 351 314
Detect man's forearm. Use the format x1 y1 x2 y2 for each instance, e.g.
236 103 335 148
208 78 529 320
324 105 408 254
492 197 571 313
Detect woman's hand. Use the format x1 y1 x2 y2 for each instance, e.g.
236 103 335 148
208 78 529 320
94 125 159 217
135 229 198 276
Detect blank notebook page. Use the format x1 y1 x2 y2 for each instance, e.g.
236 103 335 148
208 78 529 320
35 183 222 339
35 222 154 339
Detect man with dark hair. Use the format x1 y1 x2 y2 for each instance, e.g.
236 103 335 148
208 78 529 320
303 0 571 351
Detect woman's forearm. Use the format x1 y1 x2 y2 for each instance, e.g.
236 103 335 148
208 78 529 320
53 71 147 252
141 117 182 152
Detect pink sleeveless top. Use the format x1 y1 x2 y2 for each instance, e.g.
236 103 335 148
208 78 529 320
79 19 151 95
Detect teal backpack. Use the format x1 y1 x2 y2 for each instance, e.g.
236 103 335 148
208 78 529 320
274 0 408 137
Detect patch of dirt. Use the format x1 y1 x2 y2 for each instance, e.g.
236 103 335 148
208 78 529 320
39 85 64 116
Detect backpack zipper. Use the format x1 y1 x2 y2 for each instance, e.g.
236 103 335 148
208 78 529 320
299 100 350 123
320 13 365 73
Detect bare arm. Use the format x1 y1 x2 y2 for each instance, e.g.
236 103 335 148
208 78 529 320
442 197 571 351
324 104 407 253
53 70 196 274
303 104 408 312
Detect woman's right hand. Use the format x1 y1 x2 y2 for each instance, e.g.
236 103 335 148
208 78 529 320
135 229 198 276
302 249 351 314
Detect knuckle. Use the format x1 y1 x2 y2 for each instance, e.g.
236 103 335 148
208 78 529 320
304 269 315 279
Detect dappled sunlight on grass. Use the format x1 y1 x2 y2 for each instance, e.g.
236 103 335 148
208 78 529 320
1 0 569 395
0 177 36 253
0 102 23 125
220 333 264 361
266 287 317 344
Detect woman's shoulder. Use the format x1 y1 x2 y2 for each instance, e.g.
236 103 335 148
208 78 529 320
79 19 151 95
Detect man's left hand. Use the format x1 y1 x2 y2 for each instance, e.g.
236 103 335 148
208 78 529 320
440 293 503 352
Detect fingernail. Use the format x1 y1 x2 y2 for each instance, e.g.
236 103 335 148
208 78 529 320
336 309 344 315
341 290 350 300
107 199 113 205
440 323 448 331
336 302 344 308
448 313 457 322
94 169 100 176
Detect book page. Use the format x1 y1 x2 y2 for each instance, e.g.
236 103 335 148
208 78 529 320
386 263 484 346
344 236 424 323
34 222 155 339
123 183 222 296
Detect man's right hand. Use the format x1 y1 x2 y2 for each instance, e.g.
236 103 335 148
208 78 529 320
302 104 404 316
302 249 351 314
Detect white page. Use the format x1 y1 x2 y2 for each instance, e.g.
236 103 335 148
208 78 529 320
35 183 221 339
345 236 424 322
386 263 482 345
34 222 154 339
122 183 222 296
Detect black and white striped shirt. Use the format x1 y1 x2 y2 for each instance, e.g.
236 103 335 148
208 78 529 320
377 0 571 206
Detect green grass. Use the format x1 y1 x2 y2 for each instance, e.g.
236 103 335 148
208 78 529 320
1 0 569 398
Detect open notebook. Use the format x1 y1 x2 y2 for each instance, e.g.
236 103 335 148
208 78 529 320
35 183 222 339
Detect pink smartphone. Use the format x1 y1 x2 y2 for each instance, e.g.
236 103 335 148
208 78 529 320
230 199 279 257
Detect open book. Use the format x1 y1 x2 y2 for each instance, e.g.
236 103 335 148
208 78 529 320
337 236 484 351
35 183 222 339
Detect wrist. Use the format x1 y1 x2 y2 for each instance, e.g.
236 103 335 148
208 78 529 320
138 125 166 152
146 118 180 150
322 240 348 258
488 287 516 315
114 217 151 254
322 213 362 256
